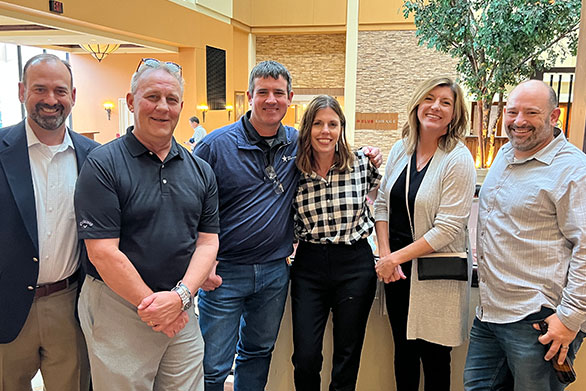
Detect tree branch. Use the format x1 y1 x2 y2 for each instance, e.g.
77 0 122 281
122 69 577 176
511 25 580 74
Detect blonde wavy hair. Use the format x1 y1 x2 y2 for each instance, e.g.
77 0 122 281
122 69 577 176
402 77 469 154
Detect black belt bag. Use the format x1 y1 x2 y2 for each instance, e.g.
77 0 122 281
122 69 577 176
417 252 468 281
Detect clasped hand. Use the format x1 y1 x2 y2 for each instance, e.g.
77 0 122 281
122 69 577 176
137 291 187 338
376 253 406 283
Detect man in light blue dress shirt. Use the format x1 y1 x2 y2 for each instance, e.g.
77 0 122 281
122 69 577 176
464 80 586 391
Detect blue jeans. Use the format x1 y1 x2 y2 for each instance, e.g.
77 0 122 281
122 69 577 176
464 308 585 391
198 259 289 391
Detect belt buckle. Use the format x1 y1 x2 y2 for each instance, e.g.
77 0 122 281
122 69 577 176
35 284 49 298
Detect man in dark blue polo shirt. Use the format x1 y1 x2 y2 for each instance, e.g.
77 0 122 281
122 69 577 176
194 60 382 391
74 59 219 391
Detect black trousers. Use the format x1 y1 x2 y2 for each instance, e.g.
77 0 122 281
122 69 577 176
291 239 377 391
385 261 452 391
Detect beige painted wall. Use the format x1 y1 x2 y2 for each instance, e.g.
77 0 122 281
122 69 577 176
359 0 413 26
234 0 347 27
232 0 410 28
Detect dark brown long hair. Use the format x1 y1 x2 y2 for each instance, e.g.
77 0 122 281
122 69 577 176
296 95 354 175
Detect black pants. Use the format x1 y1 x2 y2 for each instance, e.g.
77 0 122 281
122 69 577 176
385 261 452 391
291 239 377 391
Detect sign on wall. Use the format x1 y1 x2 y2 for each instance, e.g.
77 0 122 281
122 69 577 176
355 113 399 130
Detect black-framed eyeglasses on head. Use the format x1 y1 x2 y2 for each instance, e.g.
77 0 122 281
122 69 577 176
265 165 284 195
137 58 182 76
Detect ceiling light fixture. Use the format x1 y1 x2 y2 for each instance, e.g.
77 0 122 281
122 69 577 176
79 43 120 62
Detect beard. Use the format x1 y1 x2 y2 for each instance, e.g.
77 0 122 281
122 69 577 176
29 103 68 130
506 124 542 152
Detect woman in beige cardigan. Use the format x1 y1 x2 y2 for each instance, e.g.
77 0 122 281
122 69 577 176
374 76 476 391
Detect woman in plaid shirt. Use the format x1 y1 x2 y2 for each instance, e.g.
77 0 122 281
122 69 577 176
290 95 381 391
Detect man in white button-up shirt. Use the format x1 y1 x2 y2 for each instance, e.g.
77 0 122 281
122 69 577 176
0 54 98 390
464 80 586 391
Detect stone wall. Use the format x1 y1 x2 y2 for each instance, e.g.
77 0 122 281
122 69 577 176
256 34 346 89
255 31 461 162
355 30 459 160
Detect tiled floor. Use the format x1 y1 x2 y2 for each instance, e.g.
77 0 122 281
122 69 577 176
31 371 233 391
31 371 43 391
224 375 234 390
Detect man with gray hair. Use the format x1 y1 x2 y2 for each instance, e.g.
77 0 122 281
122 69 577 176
74 58 219 390
0 53 96 390
194 60 382 391
464 79 586 390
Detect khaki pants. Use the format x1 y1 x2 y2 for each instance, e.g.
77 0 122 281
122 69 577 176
79 276 204 391
0 283 90 391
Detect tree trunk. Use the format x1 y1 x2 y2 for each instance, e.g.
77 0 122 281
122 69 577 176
485 93 505 167
487 93 504 138
479 100 493 168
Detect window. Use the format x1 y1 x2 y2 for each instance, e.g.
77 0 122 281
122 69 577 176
0 43 21 127
206 45 226 110
0 43 70 128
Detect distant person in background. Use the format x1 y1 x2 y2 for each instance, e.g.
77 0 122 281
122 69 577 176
186 116 207 150
291 95 380 391
374 76 476 391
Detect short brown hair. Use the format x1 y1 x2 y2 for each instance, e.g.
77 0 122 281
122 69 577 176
296 95 354 175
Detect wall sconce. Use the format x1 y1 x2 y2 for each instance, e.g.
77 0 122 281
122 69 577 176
226 105 234 121
103 102 114 120
197 105 209 122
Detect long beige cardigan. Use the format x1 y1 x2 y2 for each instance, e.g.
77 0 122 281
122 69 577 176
374 139 476 346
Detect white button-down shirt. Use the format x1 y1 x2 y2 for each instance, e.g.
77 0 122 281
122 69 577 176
477 131 586 332
26 120 79 284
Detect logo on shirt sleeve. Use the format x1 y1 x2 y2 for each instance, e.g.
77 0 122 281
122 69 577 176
79 219 94 229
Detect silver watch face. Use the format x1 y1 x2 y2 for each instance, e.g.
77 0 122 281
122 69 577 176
183 298 193 310
182 290 192 310
173 285 192 311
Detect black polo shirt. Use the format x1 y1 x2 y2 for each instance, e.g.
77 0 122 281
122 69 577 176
74 130 219 291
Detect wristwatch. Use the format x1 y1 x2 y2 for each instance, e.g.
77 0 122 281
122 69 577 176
171 281 193 311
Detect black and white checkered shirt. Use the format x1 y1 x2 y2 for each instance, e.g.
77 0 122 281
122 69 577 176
294 151 381 245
